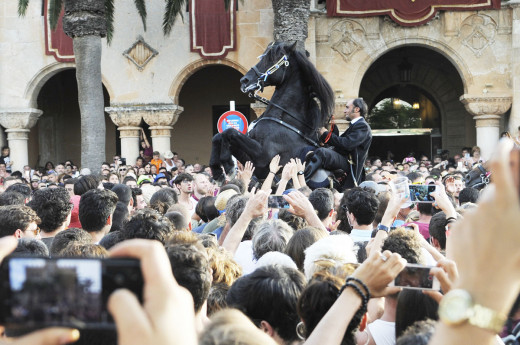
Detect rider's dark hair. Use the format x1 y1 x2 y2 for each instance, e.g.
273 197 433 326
353 98 368 117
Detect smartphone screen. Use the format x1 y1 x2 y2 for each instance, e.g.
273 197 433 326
267 195 290 209
0 257 143 330
391 263 440 290
408 185 436 203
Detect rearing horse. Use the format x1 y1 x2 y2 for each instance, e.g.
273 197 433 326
210 42 335 182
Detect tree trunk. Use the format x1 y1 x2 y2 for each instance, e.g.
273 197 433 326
272 0 310 50
63 0 107 172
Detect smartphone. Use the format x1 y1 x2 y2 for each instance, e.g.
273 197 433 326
464 153 471 159
267 195 290 209
408 185 437 203
120 158 127 166
0 257 143 331
390 263 440 290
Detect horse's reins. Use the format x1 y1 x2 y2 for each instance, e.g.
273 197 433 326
247 54 322 147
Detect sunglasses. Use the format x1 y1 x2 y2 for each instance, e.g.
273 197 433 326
25 227 41 236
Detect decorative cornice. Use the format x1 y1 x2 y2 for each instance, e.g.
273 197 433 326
459 94 512 116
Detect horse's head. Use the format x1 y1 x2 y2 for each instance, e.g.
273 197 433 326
464 163 491 190
240 42 295 94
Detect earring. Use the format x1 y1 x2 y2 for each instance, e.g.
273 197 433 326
296 321 307 340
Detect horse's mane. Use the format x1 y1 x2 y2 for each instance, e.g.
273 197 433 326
268 42 335 129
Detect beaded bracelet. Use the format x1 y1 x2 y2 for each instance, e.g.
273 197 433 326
339 282 368 311
346 277 371 300
445 216 457 226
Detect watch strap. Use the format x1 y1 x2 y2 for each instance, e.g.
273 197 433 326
469 304 507 333
377 224 389 233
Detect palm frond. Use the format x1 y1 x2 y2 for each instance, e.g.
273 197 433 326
105 0 115 44
48 0 63 30
163 0 187 36
134 0 147 31
18 0 30 17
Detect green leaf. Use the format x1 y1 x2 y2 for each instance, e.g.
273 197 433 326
163 0 187 36
134 0 147 31
18 0 30 17
48 0 63 31
105 0 115 44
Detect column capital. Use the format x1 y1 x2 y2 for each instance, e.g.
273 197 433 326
141 104 184 127
459 94 512 117
0 108 43 129
251 101 267 119
105 105 144 127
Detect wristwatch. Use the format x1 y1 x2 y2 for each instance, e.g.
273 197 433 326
297 171 304 176
438 289 506 333
377 224 390 233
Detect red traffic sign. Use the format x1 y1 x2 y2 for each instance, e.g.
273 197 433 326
217 110 248 134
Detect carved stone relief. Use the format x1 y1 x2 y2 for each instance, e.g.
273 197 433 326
459 14 497 57
123 36 159 71
328 20 367 62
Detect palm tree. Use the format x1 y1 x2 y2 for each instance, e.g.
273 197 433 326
272 0 311 49
18 0 147 171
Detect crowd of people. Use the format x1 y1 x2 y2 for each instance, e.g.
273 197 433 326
0 133 518 345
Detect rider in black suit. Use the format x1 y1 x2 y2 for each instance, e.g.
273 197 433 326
304 98 372 189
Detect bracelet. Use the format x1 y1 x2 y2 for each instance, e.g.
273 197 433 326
269 171 275 175
339 283 368 311
346 277 371 300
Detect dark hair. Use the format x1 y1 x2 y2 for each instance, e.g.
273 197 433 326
61 243 108 258
344 187 379 226
228 178 246 194
174 173 194 185
429 212 447 250
353 98 368 117
382 228 423 264
164 211 188 231
13 238 49 257
123 208 173 244
74 175 100 196
309 188 334 220
195 196 219 223
227 265 305 342
297 271 363 344
0 191 25 206
99 230 124 250
278 209 308 230
166 242 211 312
335 193 352 233
374 191 391 226
149 188 178 215
207 283 230 317
79 189 118 233
396 319 436 345
111 184 132 205
225 195 248 227
458 187 479 204
50 228 93 257
285 227 327 271
395 289 438 339
27 188 73 233
417 202 433 216
111 201 129 232
5 183 32 199
64 177 78 186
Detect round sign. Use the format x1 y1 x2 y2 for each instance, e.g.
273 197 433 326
217 111 248 134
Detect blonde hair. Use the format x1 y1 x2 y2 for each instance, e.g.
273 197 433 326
199 309 277 345
206 246 242 286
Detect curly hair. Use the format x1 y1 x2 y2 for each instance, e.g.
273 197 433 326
382 228 423 264
206 246 242 286
149 188 178 215
79 189 118 233
123 208 173 244
0 192 25 206
343 187 379 226
61 243 108 258
0 205 40 237
50 228 92 257
27 188 72 233
278 209 308 231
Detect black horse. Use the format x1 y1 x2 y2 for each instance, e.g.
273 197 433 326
464 163 491 190
210 42 335 182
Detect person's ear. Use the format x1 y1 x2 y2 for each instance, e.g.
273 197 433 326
14 229 23 239
431 237 440 250
328 209 335 219
260 320 275 336
106 214 112 226
129 198 134 207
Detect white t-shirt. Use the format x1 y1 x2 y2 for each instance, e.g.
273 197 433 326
233 240 257 275
367 320 395 345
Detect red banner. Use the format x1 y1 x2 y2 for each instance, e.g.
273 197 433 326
327 0 500 26
44 0 74 62
190 0 237 59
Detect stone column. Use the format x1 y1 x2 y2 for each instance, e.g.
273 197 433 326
509 1 520 134
105 106 143 165
0 108 42 171
141 104 184 156
460 95 512 160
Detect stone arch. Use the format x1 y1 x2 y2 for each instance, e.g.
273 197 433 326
24 62 115 108
169 58 248 104
352 38 473 95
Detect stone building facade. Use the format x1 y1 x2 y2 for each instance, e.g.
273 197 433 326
0 0 519 171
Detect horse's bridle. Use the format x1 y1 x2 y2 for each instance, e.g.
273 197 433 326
465 164 491 189
245 52 320 146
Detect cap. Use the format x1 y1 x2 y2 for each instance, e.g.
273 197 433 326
154 173 166 183
137 175 153 186
164 151 174 159
359 181 387 195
